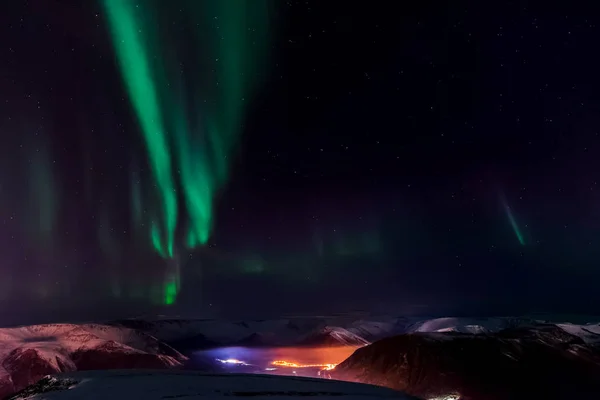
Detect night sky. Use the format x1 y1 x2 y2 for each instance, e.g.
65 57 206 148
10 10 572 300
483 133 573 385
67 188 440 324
1 0 599 326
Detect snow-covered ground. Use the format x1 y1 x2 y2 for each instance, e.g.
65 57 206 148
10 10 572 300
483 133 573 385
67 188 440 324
6 370 421 400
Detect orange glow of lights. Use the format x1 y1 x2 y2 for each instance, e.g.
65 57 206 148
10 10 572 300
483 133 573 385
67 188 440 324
271 360 337 371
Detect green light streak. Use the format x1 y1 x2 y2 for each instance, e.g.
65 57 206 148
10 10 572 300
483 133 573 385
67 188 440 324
171 103 214 248
501 197 525 246
163 256 181 305
164 280 178 305
177 0 270 248
103 0 176 258
28 142 58 247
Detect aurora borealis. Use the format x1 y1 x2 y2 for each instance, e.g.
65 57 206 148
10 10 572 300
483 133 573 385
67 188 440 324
103 0 268 256
3 1 600 325
102 0 269 303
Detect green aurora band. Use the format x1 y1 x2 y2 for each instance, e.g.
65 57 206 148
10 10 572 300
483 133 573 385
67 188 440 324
102 0 269 303
501 196 525 246
27 136 58 249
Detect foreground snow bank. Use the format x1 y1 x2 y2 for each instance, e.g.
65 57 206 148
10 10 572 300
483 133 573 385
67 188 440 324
7 370 421 400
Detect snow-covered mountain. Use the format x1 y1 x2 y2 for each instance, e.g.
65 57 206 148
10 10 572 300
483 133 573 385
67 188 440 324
6 370 421 400
0 323 186 399
333 324 600 400
110 317 336 349
109 315 600 349
299 326 371 347
108 315 408 350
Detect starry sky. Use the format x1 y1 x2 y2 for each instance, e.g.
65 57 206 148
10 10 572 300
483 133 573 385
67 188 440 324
1 0 600 325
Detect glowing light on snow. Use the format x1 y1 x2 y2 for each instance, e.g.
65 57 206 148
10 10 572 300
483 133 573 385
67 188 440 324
216 358 250 366
271 360 337 371
428 395 460 400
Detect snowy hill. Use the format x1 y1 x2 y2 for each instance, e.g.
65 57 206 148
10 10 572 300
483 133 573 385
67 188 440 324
333 324 600 400
6 370 421 400
299 326 371 347
0 323 186 399
555 323 600 344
